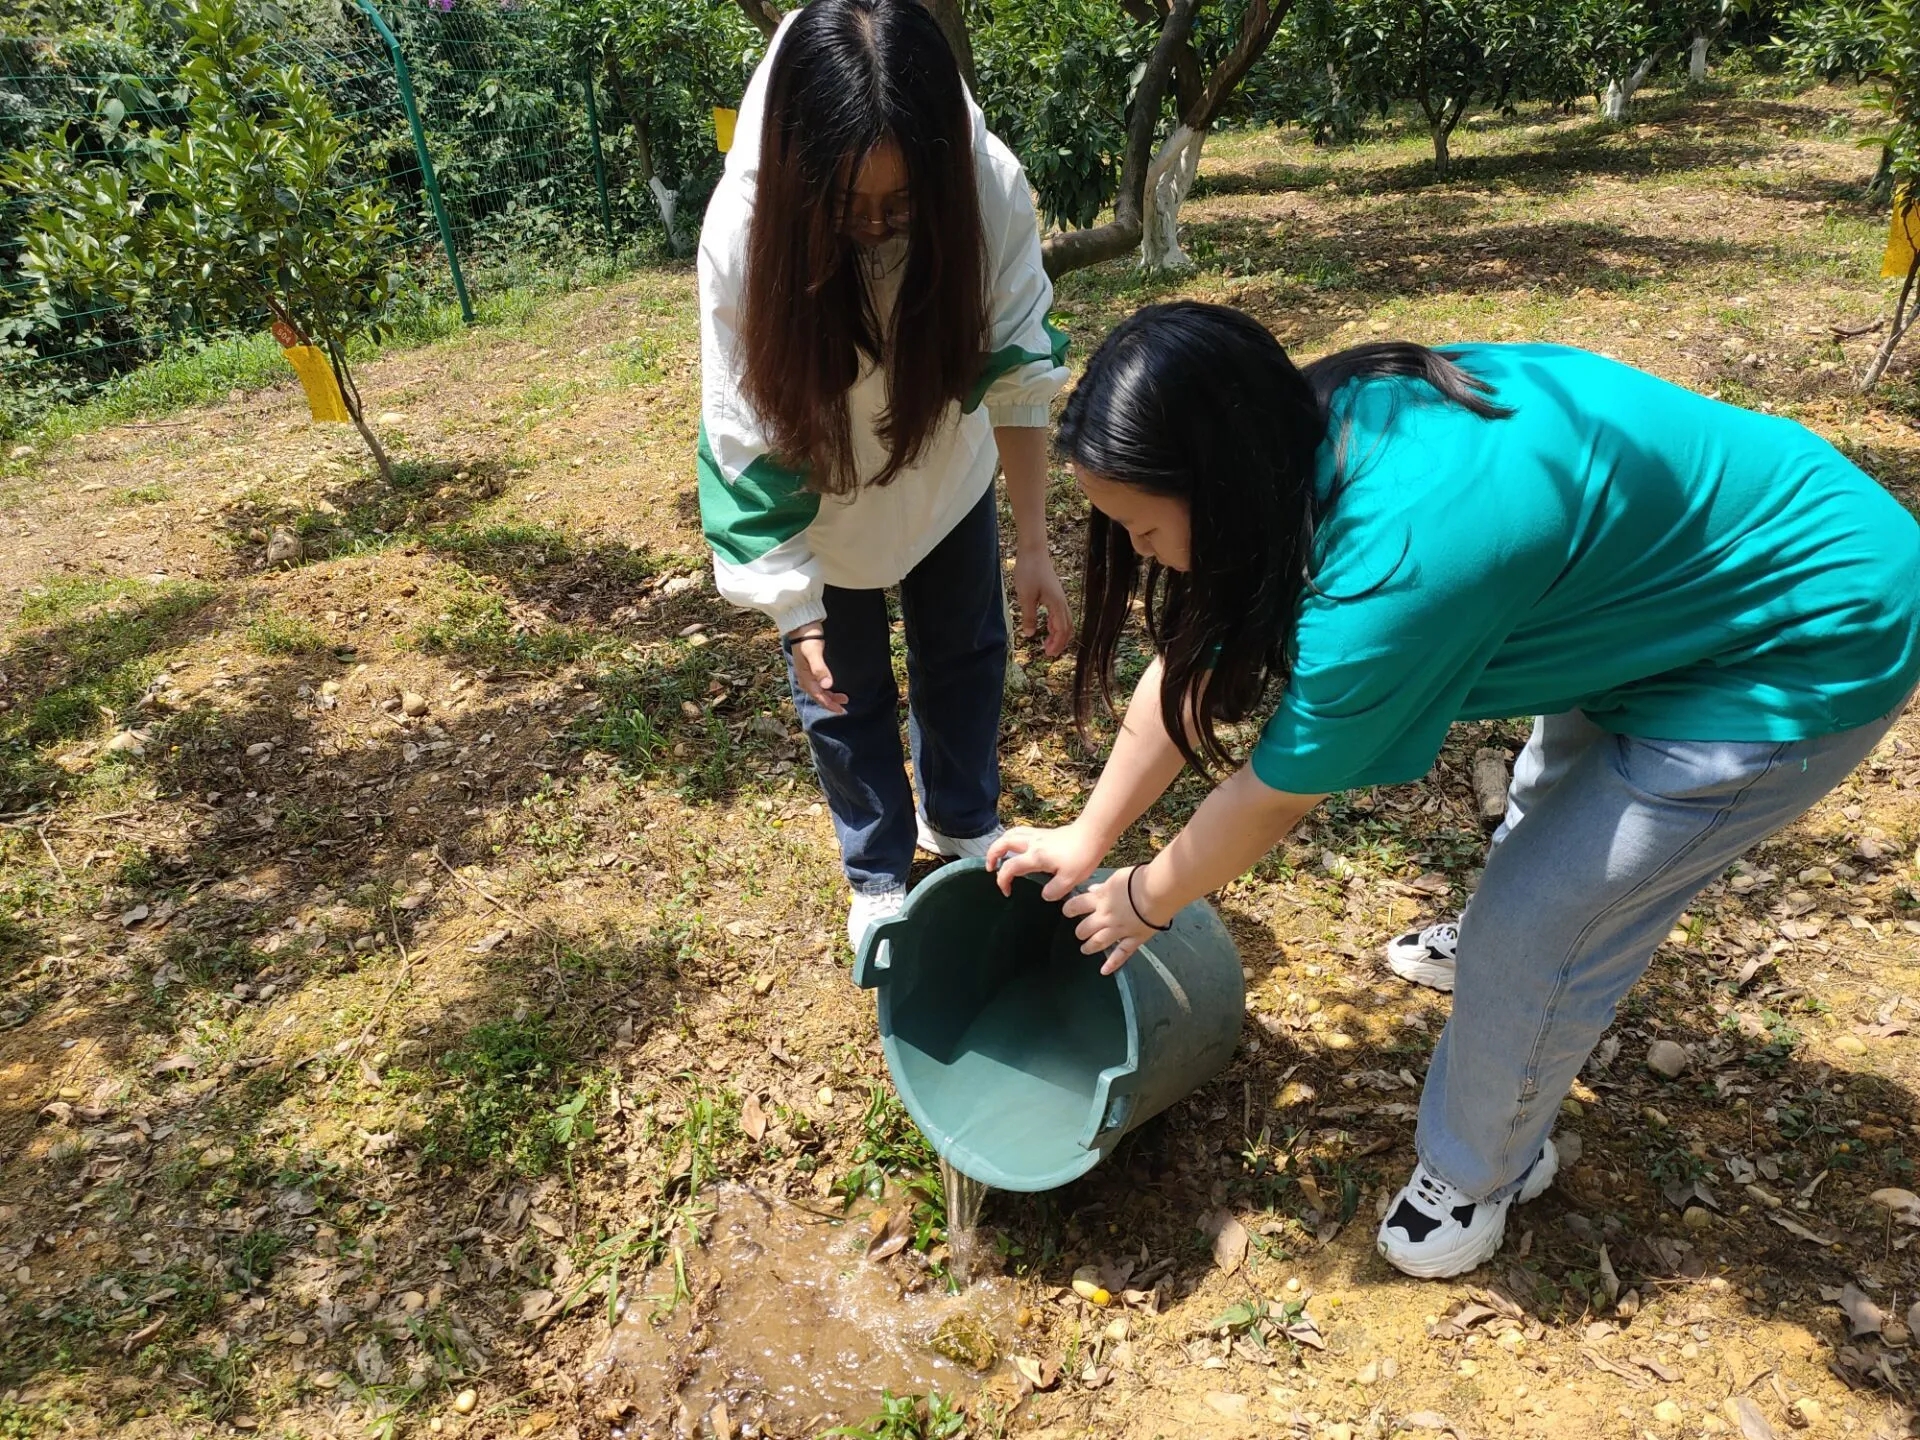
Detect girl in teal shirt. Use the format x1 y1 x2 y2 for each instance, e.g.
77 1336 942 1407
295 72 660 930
990 302 1920 1279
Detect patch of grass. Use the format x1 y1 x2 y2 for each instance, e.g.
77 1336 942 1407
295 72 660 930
576 645 762 800
2 580 220 797
836 1087 951 1263
425 521 662 587
180 1342 253 1424
16 334 287 454
5 250 664 455
605 336 664 387
113 482 172 505
823 1391 969 1440
17 576 141 626
0 1398 76 1437
427 1016 586 1175
415 572 593 668
226 1228 290 1291
245 610 334 656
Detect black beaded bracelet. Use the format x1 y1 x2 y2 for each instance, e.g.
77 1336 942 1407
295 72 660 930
1126 865 1173 933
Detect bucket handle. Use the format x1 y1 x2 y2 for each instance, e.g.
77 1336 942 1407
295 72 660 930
1082 1063 1139 1151
851 914 913 989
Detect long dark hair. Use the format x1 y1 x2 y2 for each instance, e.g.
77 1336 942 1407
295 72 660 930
739 0 988 496
1059 302 1511 774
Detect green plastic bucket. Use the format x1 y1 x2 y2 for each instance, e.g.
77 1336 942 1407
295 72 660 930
851 859 1244 1191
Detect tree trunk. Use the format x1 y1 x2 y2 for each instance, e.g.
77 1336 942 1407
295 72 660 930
1862 252 1920 392
733 0 780 40
1041 0 1198 278
1140 122 1206 271
919 0 976 94
607 56 687 258
1690 33 1709 83
1603 53 1659 120
1869 145 1895 203
649 177 687 256
1431 121 1449 177
326 341 392 484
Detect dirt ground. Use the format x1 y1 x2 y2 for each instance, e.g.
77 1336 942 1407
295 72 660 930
4 78 1920 1440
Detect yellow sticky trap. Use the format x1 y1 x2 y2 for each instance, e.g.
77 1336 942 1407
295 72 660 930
1883 197 1919 279
714 106 738 154
283 344 350 423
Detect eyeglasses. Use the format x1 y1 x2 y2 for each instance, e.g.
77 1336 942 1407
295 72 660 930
836 196 913 238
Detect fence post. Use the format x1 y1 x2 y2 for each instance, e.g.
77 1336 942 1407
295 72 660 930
580 56 616 250
355 0 475 325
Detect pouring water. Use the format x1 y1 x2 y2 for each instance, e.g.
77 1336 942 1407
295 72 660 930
939 1156 990 1288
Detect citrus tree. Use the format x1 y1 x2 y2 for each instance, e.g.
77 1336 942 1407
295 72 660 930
1857 0 1920 389
569 0 760 255
1303 0 1582 176
5 0 404 477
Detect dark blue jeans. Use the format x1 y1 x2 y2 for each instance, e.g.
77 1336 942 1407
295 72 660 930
784 487 1007 892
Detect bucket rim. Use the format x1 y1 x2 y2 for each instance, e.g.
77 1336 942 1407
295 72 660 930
869 859 1145 1192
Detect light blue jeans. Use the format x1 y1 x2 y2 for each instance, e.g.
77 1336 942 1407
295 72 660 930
1420 694 1913 1202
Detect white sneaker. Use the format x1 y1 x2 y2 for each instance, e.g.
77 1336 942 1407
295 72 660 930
1376 1139 1558 1279
1386 920 1459 992
914 815 1004 861
848 885 907 954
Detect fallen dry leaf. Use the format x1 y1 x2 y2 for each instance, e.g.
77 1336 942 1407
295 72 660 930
1770 1213 1836 1247
1201 1209 1250 1275
740 1093 767 1144
1825 1284 1886 1337
1597 1244 1620 1305
1011 1354 1059 1391
1726 1394 1777 1440
519 1289 556 1323
866 1207 913 1264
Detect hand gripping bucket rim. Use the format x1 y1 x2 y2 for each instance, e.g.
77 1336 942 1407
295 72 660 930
851 858 1242 1192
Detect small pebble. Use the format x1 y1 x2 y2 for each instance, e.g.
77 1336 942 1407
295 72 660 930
453 1388 477 1414
1653 1400 1683 1424
1645 1039 1690 1079
1794 1398 1823 1426
1833 1034 1868 1057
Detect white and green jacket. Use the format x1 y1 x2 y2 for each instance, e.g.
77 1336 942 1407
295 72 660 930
696 14 1069 635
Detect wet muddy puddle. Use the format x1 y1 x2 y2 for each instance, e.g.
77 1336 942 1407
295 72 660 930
582 1186 1017 1437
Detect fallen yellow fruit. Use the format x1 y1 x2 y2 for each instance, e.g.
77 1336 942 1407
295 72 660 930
1071 1266 1112 1306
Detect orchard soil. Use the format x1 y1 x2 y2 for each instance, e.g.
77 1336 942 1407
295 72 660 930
3 80 1920 1440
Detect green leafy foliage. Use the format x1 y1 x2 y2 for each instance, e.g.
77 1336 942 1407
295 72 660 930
561 0 760 242
1294 0 1586 173
822 1391 969 1440
1777 0 1891 78
4 0 404 471
972 0 1154 229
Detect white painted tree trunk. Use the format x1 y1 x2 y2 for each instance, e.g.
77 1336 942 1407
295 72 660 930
1140 123 1207 273
649 176 687 257
1601 54 1658 121
1690 34 1710 82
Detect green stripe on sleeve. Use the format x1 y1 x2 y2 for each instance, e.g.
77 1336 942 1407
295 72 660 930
696 421 819 565
964 317 1070 414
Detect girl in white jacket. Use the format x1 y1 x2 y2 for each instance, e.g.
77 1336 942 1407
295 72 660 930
697 0 1071 951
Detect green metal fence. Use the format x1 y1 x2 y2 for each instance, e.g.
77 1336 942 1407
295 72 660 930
0 0 618 426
